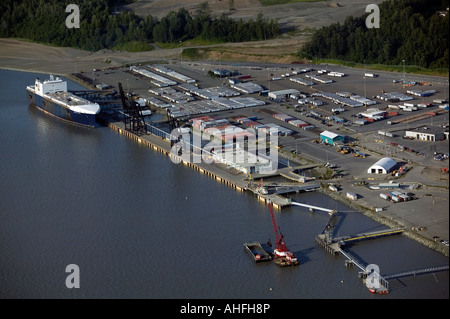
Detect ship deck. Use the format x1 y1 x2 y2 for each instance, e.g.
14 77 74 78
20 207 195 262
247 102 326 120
47 91 92 107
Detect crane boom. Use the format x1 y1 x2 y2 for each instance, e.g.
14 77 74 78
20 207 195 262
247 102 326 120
268 201 288 252
269 201 279 244
267 201 299 266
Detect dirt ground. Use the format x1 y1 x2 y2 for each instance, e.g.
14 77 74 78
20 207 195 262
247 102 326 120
0 0 386 74
124 0 385 30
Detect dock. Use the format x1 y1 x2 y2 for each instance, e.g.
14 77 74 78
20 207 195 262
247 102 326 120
99 116 296 209
335 228 405 246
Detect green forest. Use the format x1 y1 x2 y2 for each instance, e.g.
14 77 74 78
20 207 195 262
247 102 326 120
300 0 449 70
0 0 280 51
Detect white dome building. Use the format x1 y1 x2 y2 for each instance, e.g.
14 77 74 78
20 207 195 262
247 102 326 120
367 157 397 174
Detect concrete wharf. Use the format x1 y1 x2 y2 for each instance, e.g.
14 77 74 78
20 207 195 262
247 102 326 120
98 115 293 209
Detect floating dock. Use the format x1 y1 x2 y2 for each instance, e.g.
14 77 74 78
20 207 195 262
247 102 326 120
243 242 272 263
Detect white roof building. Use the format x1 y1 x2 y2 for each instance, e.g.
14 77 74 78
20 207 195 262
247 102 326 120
269 89 300 100
367 157 397 174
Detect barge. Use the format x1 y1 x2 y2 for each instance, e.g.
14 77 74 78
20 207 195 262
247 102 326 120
243 242 272 262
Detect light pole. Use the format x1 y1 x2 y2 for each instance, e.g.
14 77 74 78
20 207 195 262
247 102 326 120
402 60 405 83
363 60 367 98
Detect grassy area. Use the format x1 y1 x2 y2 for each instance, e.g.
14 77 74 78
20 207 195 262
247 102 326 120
113 41 154 52
259 0 324 6
181 48 206 60
311 58 449 77
156 37 225 50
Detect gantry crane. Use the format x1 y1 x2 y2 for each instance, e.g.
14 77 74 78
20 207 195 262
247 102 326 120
118 82 147 136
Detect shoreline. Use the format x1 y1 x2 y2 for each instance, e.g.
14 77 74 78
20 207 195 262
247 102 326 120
2 51 448 258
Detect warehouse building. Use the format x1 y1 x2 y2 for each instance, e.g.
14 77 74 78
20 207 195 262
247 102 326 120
367 157 397 174
404 127 446 142
268 89 300 100
320 131 345 145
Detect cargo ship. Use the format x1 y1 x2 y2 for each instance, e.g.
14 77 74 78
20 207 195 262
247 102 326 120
26 75 100 127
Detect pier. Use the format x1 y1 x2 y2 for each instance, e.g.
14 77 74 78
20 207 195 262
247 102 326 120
315 228 405 255
291 201 335 214
335 228 405 246
100 115 294 209
384 265 449 280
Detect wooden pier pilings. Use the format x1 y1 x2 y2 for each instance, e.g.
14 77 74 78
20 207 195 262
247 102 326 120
105 120 291 209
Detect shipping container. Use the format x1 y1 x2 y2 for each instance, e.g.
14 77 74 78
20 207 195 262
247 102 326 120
386 132 395 137
399 194 410 201
380 193 389 200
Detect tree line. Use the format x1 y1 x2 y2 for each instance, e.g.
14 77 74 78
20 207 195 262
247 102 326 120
300 0 449 69
0 0 280 51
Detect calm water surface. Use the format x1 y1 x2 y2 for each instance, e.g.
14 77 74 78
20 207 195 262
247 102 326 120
0 70 448 299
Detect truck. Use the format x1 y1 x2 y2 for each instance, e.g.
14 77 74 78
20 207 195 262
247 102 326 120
353 150 368 158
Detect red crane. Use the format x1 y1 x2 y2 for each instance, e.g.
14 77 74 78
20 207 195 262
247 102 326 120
268 201 299 266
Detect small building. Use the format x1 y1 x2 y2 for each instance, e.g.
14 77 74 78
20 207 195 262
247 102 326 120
359 108 386 119
367 157 397 174
320 130 345 145
213 69 231 77
405 127 446 142
268 89 300 100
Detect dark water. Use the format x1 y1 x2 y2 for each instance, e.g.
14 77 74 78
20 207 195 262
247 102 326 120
0 70 448 299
